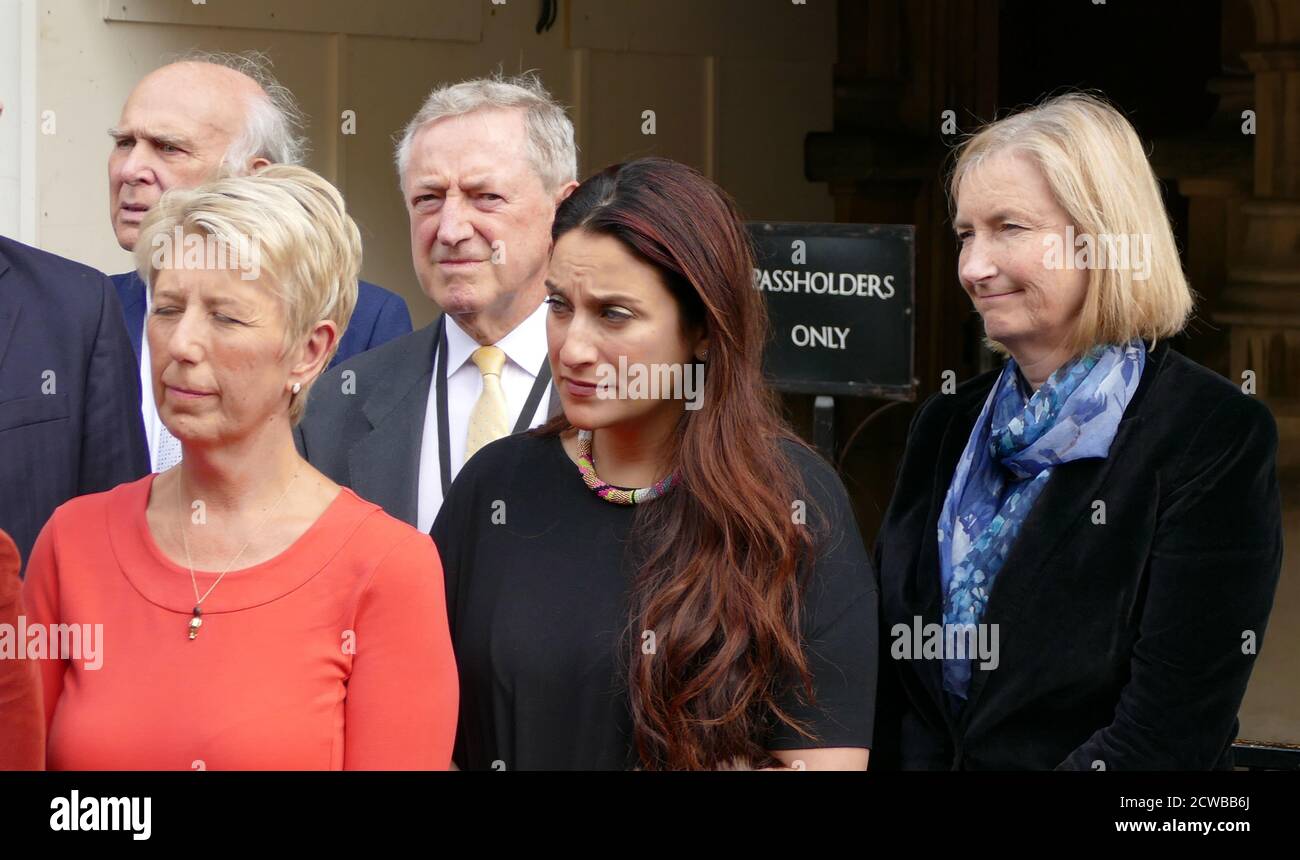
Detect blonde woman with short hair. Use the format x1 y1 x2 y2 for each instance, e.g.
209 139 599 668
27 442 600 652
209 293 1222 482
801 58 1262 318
874 92 1282 770
23 165 458 770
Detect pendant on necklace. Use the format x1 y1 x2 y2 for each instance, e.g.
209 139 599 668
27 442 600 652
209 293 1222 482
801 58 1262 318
188 605 203 640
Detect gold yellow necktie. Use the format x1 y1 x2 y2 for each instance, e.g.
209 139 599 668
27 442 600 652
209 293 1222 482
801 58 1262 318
464 345 510 464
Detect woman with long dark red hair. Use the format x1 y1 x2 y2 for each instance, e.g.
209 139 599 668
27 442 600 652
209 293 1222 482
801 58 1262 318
432 157 876 770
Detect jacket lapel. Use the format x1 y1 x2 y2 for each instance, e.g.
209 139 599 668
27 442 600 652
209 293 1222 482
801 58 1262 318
346 319 440 528
915 388 988 732
121 272 147 363
956 421 1141 721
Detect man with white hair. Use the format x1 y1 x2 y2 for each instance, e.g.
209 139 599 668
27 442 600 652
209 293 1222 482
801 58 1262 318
108 51 412 472
297 72 579 530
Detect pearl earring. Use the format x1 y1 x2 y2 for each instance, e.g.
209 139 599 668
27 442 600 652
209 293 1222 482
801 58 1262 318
291 382 301 395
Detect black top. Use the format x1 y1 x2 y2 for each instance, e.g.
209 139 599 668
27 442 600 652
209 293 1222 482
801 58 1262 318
873 341 1284 770
432 432 878 770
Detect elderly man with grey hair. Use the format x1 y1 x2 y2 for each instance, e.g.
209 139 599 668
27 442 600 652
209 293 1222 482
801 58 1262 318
297 72 579 531
108 51 412 472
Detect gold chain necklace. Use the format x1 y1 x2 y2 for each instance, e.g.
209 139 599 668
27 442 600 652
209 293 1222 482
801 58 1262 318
174 470 300 640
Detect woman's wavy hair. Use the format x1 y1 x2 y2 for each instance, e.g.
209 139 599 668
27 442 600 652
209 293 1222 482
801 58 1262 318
535 157 822 769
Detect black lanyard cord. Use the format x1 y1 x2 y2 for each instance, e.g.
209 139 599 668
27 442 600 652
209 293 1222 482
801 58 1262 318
433 316 553 495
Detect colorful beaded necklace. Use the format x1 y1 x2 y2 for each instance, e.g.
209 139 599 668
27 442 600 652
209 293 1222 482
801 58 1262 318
574 429 678 505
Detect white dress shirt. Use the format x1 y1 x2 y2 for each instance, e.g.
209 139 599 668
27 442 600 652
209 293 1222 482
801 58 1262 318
416 301 553 532
137 290 183 472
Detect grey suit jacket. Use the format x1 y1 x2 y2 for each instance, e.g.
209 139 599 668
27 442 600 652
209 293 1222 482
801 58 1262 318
294 317 561 527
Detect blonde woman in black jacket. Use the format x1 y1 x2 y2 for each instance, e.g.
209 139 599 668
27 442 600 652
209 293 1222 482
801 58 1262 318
874 93 1282 770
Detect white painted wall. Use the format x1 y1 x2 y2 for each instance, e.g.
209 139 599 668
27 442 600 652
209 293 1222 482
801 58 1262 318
0 0 36 244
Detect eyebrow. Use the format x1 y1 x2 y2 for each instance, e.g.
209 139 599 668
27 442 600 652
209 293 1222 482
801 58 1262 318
953 208 1037 230
109 127 194 150
545 281 641 307
412 175 500 193
589 292 641 307
458 176 499 192
152 289 249 310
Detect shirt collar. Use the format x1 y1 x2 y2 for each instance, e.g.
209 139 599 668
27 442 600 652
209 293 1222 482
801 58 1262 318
444 299 549 377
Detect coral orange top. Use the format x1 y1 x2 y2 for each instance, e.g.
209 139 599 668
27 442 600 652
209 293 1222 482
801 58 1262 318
21 474 457 770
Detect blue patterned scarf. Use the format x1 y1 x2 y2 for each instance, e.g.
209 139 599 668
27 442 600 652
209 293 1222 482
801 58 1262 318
937 339 1146 700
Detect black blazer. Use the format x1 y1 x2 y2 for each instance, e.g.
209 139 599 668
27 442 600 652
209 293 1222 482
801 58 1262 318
873 340 1283 770
0 237 149 573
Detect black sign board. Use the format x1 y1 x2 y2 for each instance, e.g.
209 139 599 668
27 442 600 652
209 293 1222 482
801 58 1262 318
748 222 915 400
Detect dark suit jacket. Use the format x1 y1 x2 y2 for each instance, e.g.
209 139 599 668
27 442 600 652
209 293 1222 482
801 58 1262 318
110 270 414 370
873 340 1283 770
295 319 562 527
0 238 149 573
